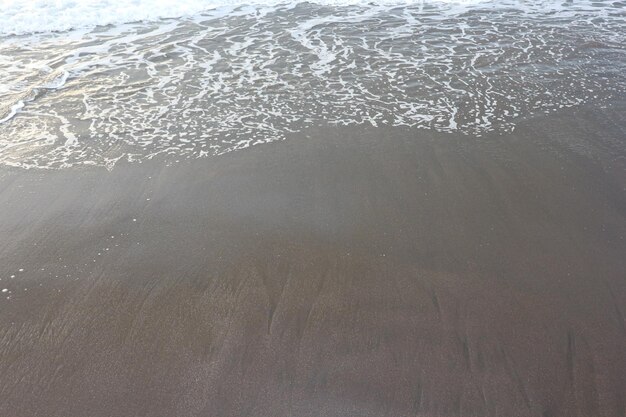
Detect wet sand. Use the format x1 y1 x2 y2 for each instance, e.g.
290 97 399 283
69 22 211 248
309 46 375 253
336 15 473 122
0 102 625 417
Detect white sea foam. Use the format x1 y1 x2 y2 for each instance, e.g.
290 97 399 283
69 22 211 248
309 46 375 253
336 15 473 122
0 0 493 36
0 101 24 124
0 0 624 169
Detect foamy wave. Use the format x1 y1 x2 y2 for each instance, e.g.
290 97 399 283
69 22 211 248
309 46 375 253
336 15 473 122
0 0 624 169
1 0 488 36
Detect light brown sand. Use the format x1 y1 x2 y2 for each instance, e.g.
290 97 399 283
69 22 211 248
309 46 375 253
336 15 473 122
0 102 625 417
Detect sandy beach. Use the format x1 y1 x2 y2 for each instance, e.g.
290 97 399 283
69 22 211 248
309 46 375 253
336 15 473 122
0 100 624 416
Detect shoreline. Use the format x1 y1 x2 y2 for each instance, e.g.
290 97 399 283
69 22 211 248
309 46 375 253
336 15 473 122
1 101 625 416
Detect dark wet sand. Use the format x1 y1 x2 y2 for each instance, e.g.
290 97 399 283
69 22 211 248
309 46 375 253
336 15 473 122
0 102 625 417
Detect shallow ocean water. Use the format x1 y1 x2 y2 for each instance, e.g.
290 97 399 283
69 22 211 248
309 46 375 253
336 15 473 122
0 0 624 169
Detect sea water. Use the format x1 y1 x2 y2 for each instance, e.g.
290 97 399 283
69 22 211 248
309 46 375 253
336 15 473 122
0 0 624 169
